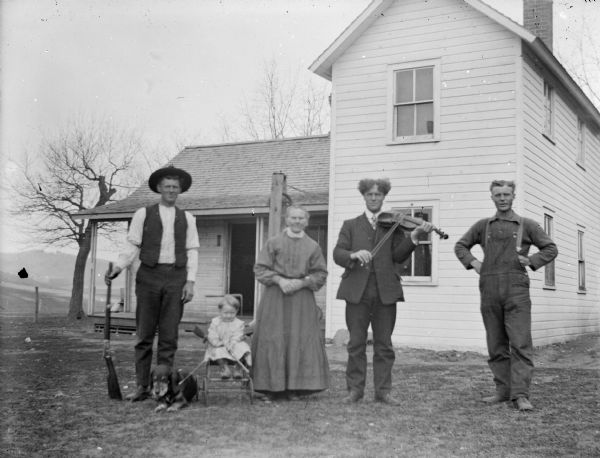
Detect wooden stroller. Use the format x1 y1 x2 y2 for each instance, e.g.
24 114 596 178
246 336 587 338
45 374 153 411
189 325 254 405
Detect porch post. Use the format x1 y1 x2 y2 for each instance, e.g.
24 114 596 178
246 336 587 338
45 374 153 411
124 220 132 312
268 172 287 238
87 220 98 315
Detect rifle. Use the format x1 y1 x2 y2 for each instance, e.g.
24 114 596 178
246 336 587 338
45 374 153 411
103 262 122 400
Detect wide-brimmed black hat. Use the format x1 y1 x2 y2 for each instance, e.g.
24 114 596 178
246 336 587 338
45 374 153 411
148 165 192 193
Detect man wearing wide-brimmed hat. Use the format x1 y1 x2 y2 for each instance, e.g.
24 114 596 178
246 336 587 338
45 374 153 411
105 165 200 402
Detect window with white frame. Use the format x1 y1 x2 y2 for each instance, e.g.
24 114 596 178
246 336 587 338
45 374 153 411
393 206 433 282
543 214 555 287
543 81 554 139
577 118 586 166
578 230 585 292
389 61 439 143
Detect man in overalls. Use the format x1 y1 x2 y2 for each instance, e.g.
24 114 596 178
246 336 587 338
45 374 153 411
455 180 557 411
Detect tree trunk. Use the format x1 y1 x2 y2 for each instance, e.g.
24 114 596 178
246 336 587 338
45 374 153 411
67 223 92 320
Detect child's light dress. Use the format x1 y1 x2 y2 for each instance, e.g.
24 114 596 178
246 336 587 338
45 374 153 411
203 316 251 362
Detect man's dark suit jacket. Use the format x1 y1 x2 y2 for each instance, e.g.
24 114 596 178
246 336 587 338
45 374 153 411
333 213 417 305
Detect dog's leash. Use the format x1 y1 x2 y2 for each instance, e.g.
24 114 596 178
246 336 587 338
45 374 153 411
177 360 206 386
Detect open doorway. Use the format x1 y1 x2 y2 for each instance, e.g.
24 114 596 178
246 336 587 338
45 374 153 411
228 223 256 316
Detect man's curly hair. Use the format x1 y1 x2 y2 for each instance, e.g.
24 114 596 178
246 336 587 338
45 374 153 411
358 178 391 196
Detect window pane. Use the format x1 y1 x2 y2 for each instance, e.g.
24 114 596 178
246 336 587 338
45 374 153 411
413 245 432 276
415 67 433 100
545 260 555 286
395 70 413 103
396 105 414 136
579 262 585 290
305 225 327 262
416 103 434 135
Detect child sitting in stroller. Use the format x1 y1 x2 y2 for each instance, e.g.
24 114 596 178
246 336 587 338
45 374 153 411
203 295 252 379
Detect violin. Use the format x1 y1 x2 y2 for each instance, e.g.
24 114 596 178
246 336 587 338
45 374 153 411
377 211 449 240
369 211 448 259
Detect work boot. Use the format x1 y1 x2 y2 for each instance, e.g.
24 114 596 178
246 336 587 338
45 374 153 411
127 385 150 402
374 393 401 406
514 397 533 411
342 391 363 404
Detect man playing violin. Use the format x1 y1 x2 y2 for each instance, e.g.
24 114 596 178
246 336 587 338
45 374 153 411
333 178 433 405
455 180 557 411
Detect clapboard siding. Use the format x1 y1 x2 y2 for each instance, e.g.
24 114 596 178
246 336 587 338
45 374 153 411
325 0 521 351
518 50 600 345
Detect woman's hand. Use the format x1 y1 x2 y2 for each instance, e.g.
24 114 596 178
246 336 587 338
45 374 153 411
278 278 304 295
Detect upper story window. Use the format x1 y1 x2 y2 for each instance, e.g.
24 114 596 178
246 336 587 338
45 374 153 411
543 214 555 288
577 118 586 167
543 81 554 140
388 60 440 144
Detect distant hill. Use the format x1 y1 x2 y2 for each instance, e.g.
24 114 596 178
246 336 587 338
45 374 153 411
0 250 111 290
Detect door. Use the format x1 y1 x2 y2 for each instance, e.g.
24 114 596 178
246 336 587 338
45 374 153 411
229 223 256 316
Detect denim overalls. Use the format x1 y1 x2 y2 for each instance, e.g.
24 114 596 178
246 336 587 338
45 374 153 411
479 217 533 400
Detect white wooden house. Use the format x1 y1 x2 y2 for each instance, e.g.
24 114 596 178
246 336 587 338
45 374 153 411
310 0 599 350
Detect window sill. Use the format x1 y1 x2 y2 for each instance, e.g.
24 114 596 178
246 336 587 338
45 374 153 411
543 285 556 291
576 161 586 171
542 132 556 145
387 136 439 146
577 289 587 295
403 280 438 286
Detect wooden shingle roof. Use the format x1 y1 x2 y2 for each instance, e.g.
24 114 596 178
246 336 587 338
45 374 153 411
76 135 330 220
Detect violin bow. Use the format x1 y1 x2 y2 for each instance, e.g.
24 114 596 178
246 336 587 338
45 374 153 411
370 220 403 258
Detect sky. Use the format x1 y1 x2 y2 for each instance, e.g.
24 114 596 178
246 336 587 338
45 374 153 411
1 0 598 254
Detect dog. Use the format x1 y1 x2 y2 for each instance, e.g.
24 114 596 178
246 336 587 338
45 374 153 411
150 364 198 412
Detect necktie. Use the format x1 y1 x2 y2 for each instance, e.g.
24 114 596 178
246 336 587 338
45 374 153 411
371 215 377 230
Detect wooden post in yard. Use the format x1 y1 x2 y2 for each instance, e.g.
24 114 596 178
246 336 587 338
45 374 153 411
34 286 39 323
268 172 287 238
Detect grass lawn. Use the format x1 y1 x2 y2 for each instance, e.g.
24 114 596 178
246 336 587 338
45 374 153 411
1 315 598 458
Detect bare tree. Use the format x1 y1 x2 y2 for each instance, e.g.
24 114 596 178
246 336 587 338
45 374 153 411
11 116 145 320
557 12 600 109
220 59 330 141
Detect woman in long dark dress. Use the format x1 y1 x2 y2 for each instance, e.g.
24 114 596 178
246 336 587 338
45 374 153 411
251 205 329 400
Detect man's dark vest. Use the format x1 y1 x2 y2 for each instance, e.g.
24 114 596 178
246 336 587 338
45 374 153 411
139 204 188 268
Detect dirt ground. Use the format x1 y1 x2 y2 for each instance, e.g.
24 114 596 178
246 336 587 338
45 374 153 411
1 312 598 458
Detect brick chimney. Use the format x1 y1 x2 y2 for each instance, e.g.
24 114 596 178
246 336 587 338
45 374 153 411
523 0 553 51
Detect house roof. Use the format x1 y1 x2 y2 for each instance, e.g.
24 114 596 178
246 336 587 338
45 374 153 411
309 0 600 130
75 135 330 220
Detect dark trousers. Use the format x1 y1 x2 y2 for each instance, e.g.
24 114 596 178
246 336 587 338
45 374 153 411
345 273 397 397
480 272 533 400
134 264 186 386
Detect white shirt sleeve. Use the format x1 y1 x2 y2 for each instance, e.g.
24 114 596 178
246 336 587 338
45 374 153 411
185 211 200 282
115 207 146 270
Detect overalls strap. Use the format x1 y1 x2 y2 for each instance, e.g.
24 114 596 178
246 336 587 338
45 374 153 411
515 216 524 254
